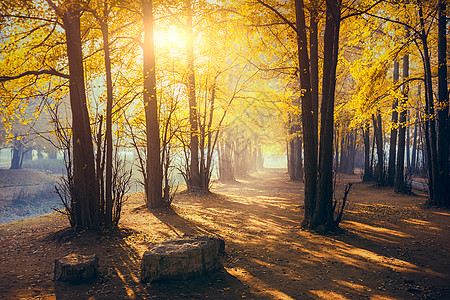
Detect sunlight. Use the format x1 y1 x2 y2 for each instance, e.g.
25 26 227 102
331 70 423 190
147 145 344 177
309 290 349 299
402 218 440 230
226 266 296 300
114 268 136 298
345 221 411 238
433 211 450 217
334 279 372 293
154 25 186 49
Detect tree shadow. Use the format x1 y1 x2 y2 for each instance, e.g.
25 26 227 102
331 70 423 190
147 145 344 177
50 214 252 299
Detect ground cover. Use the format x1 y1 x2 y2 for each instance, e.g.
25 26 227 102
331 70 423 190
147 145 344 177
0 168 448 299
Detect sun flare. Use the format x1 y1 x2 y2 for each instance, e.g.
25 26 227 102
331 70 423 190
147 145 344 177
154 25 186 48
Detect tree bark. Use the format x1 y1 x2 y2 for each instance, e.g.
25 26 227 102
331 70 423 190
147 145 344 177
372 112 384 185
294 0 317 227
10 135 24 170
314 0 340 228
100 2 113 224
437 0 449 206
363 123 373 181
143 0 162 208
186 0 201 191
418 2 439 202
63 6 98 229
395 52 409 193
387 61 399 186
309 4 319 153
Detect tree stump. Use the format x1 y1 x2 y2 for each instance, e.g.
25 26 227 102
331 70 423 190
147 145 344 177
54 254 99 282
141 235 224 283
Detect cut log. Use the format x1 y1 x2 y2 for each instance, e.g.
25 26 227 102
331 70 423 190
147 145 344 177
141 235 224 283
54 253 99 282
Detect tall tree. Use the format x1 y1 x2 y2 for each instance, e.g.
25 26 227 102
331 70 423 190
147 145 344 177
387 61 399 186
47 0 99 229
372 111 384 185
186 0 201 191
436 0 449 206
294 0 316 228
395 48 409 193
143 0 163 208
313 0 341 228
418 0 439 203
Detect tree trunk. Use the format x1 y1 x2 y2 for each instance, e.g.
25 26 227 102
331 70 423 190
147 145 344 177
218 138 234 181
309 4 319 156
63 6 98 229
10 135 24 170
335 128 340 171
387 61 399 186
411 113 418 174
143 0 162 208
100 2 113 224
419 2 439 203
395 52 409 193
186 0 201 190
437 0 449 206
256 144 264 170
314 0 340 229
288 117 296 180
406 110 411 172
372 112 384 185
363 123 373 181
294 136 303 179
295 0 317 227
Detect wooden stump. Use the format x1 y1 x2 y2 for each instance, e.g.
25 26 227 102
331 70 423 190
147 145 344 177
54 254 99 282
141 235 224 283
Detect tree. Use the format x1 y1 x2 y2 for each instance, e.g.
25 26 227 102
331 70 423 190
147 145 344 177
185 0 201 191
436 0 449 206
294 0 317 228
143 0 163 208
47 0 99 229
387 61 399 186
395 47 409 193
313 0 341 228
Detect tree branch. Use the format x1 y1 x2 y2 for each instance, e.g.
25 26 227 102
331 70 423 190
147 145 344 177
256 0 297 33
341 0 384 21
0 69 69 82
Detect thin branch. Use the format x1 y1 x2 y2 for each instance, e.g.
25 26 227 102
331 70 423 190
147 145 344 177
341 0 384 21
0 69 69 82
256 0 297 33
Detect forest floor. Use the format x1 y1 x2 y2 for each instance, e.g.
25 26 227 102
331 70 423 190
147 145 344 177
0 168 449 299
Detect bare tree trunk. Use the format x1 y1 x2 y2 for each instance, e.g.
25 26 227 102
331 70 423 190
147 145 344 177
314 0 340 229
309 3 319 161
411 114 418 174
63 6 98 229
372 112 384 185
186 0 201 191
295 0 317 227
143 0 162 208
437 0 449 206
256 144 264 170
363 123 373 181
395 51 409 193
419 2 439 202
335 128 340 171
387 61 399 186
406 110 411 172
10 135 24 170
100 2 113 224
218 137 234 181
295 136 303 179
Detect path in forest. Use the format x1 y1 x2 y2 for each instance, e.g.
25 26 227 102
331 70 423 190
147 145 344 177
1 168 448 299
191 168 449 299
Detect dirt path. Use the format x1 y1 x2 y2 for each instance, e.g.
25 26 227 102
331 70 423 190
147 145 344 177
0 168 449 299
